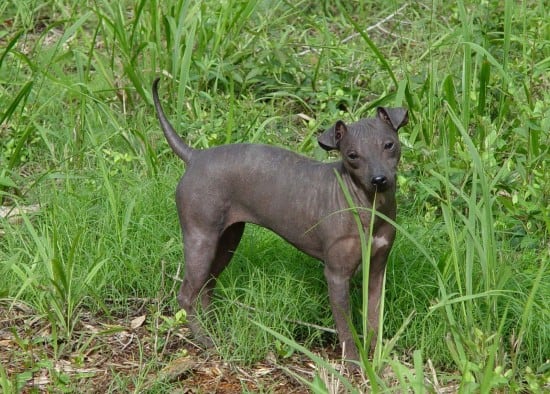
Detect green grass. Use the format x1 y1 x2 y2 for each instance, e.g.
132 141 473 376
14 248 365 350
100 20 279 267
205 228 330 364
1 0 549 391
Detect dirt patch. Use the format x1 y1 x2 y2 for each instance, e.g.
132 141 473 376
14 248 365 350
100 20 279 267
1 300 467 392
0 300 324 393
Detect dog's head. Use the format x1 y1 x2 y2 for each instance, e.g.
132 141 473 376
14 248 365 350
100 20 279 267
318 107 408 194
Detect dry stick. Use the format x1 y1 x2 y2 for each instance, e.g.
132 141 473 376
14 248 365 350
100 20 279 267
373 24 404 40
297 3 409 56
232 300 337 334
341 3 409 44
428 358 441 393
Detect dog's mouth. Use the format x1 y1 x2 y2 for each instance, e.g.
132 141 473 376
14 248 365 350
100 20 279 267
372 184 392 194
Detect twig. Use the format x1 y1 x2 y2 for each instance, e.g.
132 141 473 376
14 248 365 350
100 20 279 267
117 332 135 351
232 300 337 334
298 3 409 56
373 24 404 41
341 3 409 44
428 358 441 393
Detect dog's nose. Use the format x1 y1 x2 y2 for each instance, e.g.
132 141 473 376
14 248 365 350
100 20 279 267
371 176 387 186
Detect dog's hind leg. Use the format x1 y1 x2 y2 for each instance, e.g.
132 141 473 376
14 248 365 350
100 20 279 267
200 222 245 309
177 228 219 346
177 223 245 347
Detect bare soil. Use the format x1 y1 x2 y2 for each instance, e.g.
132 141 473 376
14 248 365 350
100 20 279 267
0 300 329 393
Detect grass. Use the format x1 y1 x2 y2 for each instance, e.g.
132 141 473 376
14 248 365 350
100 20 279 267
1 0 549 392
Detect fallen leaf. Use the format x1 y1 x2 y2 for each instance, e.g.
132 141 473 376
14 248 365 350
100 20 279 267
130 315 146 329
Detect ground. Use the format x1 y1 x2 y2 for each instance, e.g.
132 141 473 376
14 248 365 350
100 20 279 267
0 299 468 393
0 300 334 393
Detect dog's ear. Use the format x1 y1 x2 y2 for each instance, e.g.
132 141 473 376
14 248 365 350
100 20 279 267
377 107 408 132
318 120 347 151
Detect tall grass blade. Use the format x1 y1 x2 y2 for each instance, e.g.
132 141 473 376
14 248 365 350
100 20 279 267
351 327 381 391
457 0 472 128
333 171 373 355
513 258 548 373
387 349 426 393
463 42 512 86
338 5 397 88
498 0 513 120
479 305 509 393
7 253 38 303
253 321 359 393
176 16 197 120
477 59 490 117
412 349 426 393
0 30 23 67
379 311 415 361
441 74 458 148
445 102 497 293
224 79 235 144
41 11 93 70
2 81 34 169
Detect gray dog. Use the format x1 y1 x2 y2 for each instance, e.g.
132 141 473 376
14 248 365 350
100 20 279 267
152 78 408 362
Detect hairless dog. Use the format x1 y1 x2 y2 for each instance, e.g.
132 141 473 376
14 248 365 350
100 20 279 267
152 78 408 362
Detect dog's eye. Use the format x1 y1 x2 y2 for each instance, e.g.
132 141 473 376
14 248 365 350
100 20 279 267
347 152 359 160
384 142 395 151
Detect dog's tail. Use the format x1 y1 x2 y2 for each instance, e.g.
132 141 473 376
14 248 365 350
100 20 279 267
152 78 194 163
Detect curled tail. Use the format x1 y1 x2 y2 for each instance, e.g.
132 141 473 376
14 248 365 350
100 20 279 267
152 78 193 163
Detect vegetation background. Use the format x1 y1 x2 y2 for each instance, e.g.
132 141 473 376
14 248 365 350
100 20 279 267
0 0 548 392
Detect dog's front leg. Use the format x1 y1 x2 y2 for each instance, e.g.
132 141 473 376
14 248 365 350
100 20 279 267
324 264 359 362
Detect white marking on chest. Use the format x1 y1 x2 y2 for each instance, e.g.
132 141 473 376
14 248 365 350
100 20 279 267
373 235 390 249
